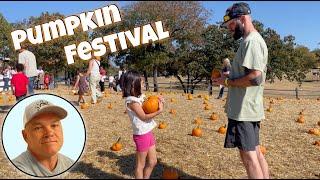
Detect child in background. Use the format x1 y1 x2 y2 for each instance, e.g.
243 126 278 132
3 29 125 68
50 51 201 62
122 70 164 179
73 68 89 105
11 64 28 101
44 72 50 90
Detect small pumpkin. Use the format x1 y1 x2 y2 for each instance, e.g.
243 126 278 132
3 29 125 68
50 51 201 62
158 122 167 129
259 145 267 155
204 104 211 110
211 69 221 79
111 137 122 151
204 95 209 101
313 140 320 146
210 112 218 121
197 94 202 98
194 117 203 125
80 102 90 109
218 124 227 134
162 167 179 179
308 128 320 136
142 96 159 114
107 103 113 109
170 98 176 103
297 115 305 123
169 109 177 115
187 94 193 100
192 126 202 137
266 104 272 112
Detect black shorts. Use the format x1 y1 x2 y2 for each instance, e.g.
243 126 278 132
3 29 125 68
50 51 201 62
224 118 260 151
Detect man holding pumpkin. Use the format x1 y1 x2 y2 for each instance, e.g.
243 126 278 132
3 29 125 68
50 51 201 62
212 2 269 179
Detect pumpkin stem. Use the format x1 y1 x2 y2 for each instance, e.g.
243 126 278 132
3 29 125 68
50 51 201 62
117 137 121 143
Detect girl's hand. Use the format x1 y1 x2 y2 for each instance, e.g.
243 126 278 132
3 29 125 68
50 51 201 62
158 96 165 113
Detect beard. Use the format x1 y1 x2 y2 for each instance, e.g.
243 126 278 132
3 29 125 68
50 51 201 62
233 20 244 40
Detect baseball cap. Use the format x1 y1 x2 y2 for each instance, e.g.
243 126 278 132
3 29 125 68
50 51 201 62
221 2 251 28
23 99 68 127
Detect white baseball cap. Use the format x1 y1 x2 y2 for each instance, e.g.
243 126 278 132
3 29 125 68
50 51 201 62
23 99 68 127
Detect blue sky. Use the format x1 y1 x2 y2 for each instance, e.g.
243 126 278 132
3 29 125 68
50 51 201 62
0 1 319 50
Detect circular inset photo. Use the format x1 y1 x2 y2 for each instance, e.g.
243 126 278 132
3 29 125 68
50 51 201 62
1 93 86 178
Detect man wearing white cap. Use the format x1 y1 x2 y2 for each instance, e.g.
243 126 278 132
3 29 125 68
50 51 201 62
12 99 74 177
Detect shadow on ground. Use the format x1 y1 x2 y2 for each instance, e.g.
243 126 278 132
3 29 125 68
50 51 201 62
70 161 123 179
96 151 200 179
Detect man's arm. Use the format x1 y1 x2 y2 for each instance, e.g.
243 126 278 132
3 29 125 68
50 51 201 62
213 69 263 88
228 69 262 87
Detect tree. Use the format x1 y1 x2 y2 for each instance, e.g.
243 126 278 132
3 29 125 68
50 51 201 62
12 12 89 79
0 13 14 63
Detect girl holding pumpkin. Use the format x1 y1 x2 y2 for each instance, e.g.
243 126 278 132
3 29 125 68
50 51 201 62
122 70 164 179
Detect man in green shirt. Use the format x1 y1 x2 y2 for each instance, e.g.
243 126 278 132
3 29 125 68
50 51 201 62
12 99 74 177
212 2 269 179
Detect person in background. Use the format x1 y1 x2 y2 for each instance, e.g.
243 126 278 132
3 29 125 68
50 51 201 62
18 45 38 95
11 64 28 101
2 65 11 92
99 66 107 93
217 58 231 99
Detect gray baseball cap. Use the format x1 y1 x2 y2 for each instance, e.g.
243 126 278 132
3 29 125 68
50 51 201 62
23 99 68 127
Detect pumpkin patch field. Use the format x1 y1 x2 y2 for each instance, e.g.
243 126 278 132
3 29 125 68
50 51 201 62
0 82 319 179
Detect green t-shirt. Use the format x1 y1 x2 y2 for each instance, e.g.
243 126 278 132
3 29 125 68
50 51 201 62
226 31 268 121
12 150 74 177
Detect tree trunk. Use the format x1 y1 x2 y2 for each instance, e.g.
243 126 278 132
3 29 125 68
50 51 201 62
153 66 158 92
187 73 190 93
209 78 213 95
143 70 149 91
176 75 186 93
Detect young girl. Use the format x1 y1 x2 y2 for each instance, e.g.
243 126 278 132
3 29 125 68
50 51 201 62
73 69 89 105
122 70 164 179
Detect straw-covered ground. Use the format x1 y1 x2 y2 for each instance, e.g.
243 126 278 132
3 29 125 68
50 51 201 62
0 78 319 179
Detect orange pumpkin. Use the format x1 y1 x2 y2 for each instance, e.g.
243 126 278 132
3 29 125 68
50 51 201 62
266 104 272 112
204 104 211 110
107 103 113 109
210 112 218 121
218 124 227 134
170 98 176 103
158 122 167 129
142 96 159 114
211 69 221 79
297 115 305 123
308 128 320 136
80 102 89 109
111 137 122 151
197 94 203 98
194 117 203 125
192 126 202 137
169 109 177 115
313 140 320 146
162 167 179 179
259 145 267 155
187 94 193 100
204 95 209 101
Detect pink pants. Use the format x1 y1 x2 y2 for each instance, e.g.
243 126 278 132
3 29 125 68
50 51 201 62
133 131 156 152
